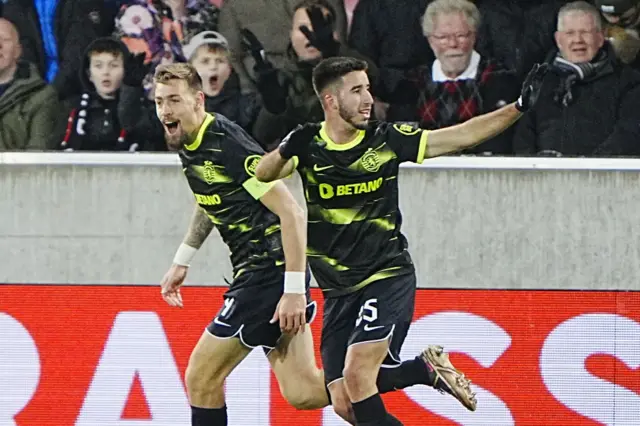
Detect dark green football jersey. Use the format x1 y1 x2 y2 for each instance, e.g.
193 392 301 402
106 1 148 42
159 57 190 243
179 113 283 283
290 121 429 297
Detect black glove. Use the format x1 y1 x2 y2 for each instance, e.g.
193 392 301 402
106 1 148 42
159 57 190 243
299 5 340 58
257 68 288 114
123 52 149 87
241 28 273 74
278 123 321 159
516 63 548 112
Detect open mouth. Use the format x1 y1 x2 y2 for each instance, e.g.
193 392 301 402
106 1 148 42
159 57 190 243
164 120 180 135
209 75 219 86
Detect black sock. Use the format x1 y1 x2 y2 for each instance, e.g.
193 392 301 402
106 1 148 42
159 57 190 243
352 393 388 424
191 405 227 426
382 413 404 425
377 356 435 394
356 413 405 426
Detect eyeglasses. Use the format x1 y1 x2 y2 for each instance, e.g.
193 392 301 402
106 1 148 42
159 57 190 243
428 31 474 44
559 29 599 38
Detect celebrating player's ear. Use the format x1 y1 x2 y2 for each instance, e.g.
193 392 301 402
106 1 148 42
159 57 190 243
258 181 308 335
425 63 548 158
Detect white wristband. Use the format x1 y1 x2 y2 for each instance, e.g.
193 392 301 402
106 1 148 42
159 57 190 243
284 271 306 294
173 243 198 267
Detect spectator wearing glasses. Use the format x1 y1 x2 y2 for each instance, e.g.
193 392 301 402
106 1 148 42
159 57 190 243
388 0 519 155
514 1 640 157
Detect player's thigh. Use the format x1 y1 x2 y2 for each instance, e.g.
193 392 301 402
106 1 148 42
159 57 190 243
320 292 362 387
268 322 319 374
223 267 315 352
185 330 252 391
268 322 327 408
346 274 416 372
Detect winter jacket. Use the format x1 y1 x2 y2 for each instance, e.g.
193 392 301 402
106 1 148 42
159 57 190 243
204 71 260 133
218 0 348 94
0 62 60 151
2 0 111 101
514 46 640 157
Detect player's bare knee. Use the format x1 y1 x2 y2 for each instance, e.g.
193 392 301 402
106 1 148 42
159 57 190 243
343 342 387 393
185 361 223 398
185 351 227 402
280 373 326 410
343 355 377 389
281 387 319 410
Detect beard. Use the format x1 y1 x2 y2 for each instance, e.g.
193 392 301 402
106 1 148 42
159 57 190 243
338 102 369 130
165 129 190 151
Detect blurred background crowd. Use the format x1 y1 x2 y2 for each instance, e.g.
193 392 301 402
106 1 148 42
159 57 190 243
1 0 639 157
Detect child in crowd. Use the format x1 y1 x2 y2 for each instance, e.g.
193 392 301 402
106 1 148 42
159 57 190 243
60 37 163 151
183 31 260 133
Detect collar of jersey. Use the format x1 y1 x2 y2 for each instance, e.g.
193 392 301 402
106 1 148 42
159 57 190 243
184 113 215 151
319 121 366 151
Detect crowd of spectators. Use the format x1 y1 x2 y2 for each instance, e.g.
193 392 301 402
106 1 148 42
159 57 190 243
1 0 640 156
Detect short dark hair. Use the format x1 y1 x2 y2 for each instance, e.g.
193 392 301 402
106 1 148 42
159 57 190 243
154 62 203 92
312 56 368 95
293 0 337 19
86 37 124 59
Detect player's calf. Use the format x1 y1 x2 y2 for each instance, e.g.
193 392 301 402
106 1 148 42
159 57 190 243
327 380 356 425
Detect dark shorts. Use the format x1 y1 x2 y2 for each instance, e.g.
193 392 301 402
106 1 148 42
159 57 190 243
320 273 416 385
206 266 317 354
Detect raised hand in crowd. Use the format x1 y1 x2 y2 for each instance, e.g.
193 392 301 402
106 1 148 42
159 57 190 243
241 28 287 115
299 4 340 58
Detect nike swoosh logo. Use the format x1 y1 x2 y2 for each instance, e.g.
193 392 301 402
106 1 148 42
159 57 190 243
363 324 385 331
214 317 231 327
313 164 334 172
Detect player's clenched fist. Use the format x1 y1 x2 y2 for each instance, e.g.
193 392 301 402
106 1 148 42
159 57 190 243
278 123 321 159
271 293 306 334
160 264 187 308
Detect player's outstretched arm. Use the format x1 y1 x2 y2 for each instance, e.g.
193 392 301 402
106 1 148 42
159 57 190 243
160 205 214 308
425 63 548 158
258 181 308 334
255 149 297 182
426 102 522 158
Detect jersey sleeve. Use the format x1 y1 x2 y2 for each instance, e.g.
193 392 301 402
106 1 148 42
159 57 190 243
220 123 276 200
382 122 429 164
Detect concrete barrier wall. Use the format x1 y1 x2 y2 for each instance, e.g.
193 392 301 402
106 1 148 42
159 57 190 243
2 153 640 290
